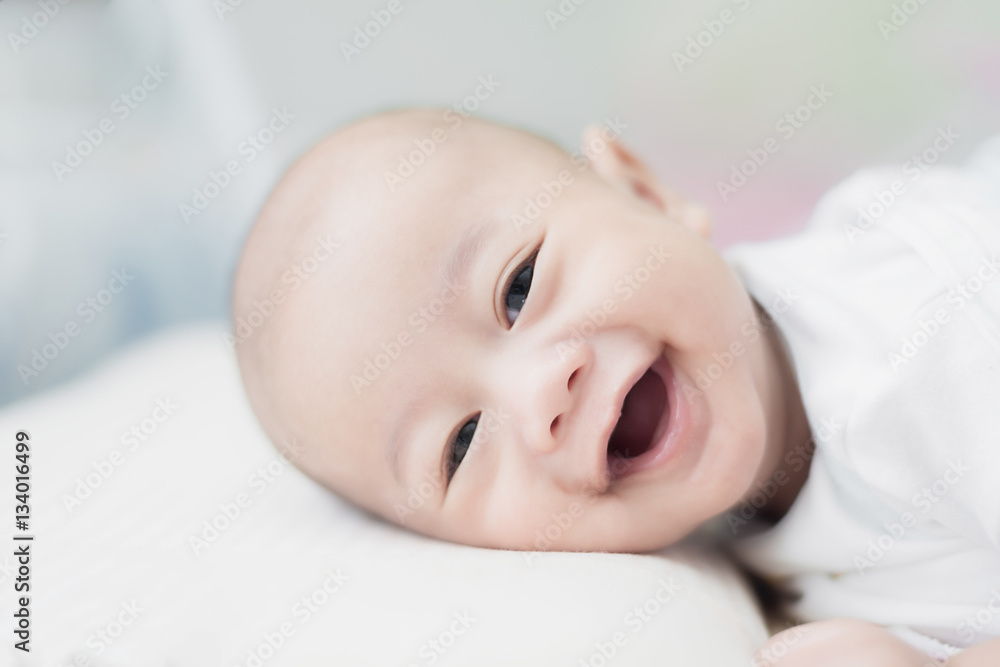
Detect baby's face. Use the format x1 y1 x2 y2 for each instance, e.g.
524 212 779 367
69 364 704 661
253 115 775 553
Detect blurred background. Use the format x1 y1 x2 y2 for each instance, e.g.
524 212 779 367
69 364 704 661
3 0 999 406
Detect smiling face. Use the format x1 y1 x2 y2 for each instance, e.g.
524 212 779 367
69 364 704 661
235 110 789 553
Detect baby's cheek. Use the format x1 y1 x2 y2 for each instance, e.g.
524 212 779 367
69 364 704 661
474 487 578 551
646 247 745 353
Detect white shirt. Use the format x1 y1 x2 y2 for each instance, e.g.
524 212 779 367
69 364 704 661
722 132 1000 659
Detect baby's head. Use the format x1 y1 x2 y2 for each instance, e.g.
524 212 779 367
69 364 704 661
233 109 786 553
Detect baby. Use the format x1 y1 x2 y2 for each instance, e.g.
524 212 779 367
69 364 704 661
232 109 1000 666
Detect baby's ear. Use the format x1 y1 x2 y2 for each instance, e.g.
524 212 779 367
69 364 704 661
581 125 712 240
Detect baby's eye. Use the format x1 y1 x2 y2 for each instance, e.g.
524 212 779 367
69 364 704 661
446 415 479 483
503 251 537 326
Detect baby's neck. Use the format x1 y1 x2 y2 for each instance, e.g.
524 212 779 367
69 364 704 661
753 300 813 525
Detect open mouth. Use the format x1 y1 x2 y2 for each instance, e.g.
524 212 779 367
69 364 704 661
607 365 669 465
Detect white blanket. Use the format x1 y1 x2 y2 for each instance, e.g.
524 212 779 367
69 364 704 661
0 323 766 666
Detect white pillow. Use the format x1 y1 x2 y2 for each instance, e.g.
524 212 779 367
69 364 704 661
0 323 767 666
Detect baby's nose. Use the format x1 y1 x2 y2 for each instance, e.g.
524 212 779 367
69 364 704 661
494 337 590 456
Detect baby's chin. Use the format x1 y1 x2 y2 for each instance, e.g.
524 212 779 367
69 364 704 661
415 503 691 554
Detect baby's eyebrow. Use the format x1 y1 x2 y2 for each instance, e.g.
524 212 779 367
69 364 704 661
386 374 435 487
442 215 500 297
387 391 419 486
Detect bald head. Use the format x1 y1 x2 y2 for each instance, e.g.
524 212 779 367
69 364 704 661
232 108 573 499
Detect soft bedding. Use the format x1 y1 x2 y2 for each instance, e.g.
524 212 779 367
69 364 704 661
0 323 767 666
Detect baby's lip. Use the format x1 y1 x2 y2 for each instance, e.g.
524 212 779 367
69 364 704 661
592 347 667 489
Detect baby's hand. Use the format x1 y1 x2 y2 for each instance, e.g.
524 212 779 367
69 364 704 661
753 619 945 667
946 635 1000 667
